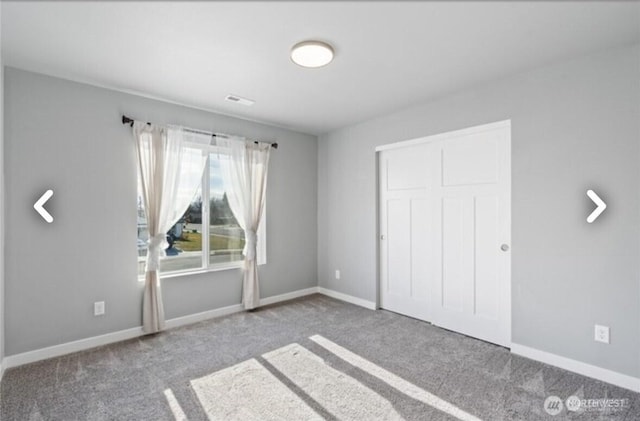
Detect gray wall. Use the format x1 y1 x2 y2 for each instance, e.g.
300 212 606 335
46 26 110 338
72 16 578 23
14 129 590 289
4 68 317 356
0 2 5 367
318 44 640 377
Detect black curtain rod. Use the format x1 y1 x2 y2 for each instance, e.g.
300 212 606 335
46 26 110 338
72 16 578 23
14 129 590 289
121 115 278 149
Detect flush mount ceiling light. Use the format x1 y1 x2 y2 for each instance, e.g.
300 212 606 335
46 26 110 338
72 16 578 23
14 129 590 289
290 40 334 68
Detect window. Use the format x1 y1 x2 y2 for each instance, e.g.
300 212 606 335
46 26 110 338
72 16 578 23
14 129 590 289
137 147 266 276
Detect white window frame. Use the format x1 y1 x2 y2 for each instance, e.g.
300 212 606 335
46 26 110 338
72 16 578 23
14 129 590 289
138 142 266 280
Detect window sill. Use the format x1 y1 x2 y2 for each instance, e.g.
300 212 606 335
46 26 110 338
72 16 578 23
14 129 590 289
137 260 266 282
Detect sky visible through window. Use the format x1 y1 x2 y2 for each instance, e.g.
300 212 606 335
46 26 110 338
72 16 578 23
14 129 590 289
209 156 226 199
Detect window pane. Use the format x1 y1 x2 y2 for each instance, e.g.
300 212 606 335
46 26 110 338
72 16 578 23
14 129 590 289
209 154 245 265
166 187 204 273
137 195 148 276
137 186 204 275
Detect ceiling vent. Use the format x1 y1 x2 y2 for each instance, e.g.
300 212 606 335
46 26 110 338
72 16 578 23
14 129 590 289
225 94 255 106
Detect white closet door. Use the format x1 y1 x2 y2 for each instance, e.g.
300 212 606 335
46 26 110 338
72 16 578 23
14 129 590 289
378 122 511 347
431 126 511 347
379 143 437 321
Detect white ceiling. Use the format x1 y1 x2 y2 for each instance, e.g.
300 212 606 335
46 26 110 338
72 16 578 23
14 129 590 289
2 1 639 135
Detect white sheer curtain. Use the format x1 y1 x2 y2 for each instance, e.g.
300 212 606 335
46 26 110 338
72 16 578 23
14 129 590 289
134 122 209 333
221 140 271 310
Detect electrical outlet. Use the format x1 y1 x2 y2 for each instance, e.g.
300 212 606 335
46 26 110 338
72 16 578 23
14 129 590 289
94 301 105 316
594 324 609 344
335 270 341 280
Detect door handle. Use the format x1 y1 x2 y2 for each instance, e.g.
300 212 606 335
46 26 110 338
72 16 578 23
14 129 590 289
500 244 509 252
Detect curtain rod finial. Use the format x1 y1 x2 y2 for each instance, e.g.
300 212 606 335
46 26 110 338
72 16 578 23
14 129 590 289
122 115 134 127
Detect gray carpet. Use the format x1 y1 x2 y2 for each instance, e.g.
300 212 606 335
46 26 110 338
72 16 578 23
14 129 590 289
1 294 639 420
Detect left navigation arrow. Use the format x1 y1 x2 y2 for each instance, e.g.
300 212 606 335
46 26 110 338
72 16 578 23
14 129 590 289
34 189 54 223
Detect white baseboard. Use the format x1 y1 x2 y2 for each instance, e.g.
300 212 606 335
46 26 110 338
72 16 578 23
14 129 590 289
3 287 319 370
3 286 373 370
260 287 319 306
511 343 640 393
4 326 144 369
164 303 243 330
164 287 319 329
9 288 634 396
317 287 377 310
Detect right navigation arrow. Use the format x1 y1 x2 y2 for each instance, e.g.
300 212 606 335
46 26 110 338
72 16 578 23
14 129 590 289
586 189 606 223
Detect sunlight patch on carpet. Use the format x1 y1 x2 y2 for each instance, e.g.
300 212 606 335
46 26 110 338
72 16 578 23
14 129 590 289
310 334 483 421
263 343 403 420
189 337 483 421
164 389 188 421
191 358 323 421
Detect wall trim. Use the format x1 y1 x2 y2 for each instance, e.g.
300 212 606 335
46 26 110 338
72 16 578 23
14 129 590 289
3 286 374 370
260 287 319 306
375 119 511 152
511 343 640 393
164 287 320 330
6 289 635 396
4 326 142 368
3 287 319 370
164 303 243 330
317 287 377 310
4 326 144 369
